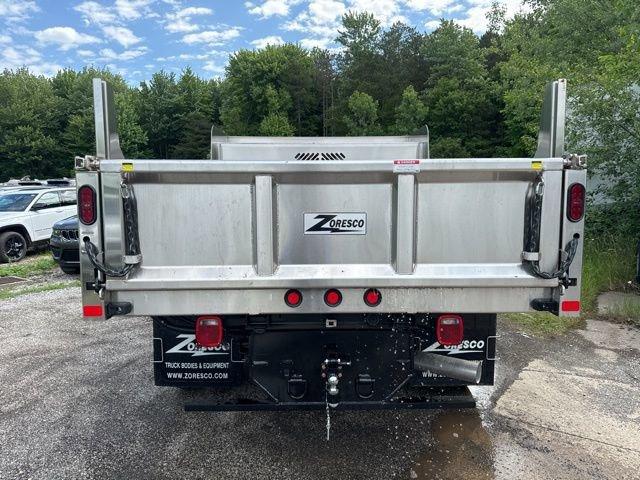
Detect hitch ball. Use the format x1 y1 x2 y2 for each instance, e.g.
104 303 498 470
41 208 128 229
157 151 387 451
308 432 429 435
327 374 339 396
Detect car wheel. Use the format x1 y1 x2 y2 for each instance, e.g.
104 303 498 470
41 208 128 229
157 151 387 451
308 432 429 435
60 264 80 275
0 231 28 263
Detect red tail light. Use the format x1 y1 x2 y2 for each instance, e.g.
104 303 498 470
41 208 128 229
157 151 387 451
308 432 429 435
567 183 585 222
195 316 223 348
78 185 97 225
561 300 580 312
83 305 103 317
284 289 303 307
436 314 464 346
324 289 342 307
364 288 382 307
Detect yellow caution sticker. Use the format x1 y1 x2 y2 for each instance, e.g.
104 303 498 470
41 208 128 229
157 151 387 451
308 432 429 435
122 162 134 172
531 160 543 171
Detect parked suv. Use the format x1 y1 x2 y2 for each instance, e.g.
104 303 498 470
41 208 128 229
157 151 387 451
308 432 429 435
0 187 77 263
50 216 80 274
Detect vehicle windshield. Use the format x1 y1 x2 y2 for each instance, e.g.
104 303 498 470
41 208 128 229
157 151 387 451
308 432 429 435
0 193 37 212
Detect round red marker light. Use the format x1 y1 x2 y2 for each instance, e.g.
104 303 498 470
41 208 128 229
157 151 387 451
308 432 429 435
324 289 342 307
364 288 382 307
285 289 302 307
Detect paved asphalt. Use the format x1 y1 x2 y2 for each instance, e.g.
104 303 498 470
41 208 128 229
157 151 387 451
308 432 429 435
1 286 639 479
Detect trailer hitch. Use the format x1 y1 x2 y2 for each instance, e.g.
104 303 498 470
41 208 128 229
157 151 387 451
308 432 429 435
321 349 351 403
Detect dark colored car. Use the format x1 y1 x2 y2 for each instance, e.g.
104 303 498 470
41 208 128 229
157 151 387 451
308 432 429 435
50 215 79 274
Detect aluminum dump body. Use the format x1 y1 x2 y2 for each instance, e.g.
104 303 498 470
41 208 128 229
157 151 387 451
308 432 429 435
77 79 585 319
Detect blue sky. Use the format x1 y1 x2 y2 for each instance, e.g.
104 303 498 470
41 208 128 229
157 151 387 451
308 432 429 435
0 0 526 82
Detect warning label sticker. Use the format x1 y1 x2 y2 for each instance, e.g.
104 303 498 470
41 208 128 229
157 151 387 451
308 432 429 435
393 159 420 173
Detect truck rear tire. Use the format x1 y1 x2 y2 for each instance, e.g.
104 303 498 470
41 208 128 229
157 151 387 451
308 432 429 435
0 231 27 263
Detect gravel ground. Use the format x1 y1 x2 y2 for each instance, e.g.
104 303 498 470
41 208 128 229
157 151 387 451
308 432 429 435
1 286 639 479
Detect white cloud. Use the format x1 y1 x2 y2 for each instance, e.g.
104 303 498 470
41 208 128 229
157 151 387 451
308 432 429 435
425 19 441 30
0 44 61 76
246 0 301 18
0 34 11 43
74 1 118 25
347 0 406 26
202 60 225 74
115 0 155 20
182 28 242 46
404 0 462 15
105 63 129 77
283 0 345 48
77 49 95 57
102 25 142 48
299 37 331 49
454 0 529 33
34 27 101 51
285 0 404 50
165 6 213 33
0 0 39 22
99 46 148 61
176 6 213 16
251 35 285 49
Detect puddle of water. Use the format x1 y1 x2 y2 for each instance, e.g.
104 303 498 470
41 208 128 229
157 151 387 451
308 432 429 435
409 409 494 479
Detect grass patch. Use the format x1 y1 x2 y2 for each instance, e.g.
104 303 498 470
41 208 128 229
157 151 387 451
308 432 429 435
503 312 583 336
581 236 637 314
0 280 80 300
600 299 640 327
506 235 637 335
0 254 57 278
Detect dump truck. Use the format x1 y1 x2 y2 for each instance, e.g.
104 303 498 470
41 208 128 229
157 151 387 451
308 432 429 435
75 78 585 411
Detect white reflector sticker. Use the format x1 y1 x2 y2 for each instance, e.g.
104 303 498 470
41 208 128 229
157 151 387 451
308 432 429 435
304 213 367 235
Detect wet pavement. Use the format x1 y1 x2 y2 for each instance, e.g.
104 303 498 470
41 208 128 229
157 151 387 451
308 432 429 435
1 286 639 479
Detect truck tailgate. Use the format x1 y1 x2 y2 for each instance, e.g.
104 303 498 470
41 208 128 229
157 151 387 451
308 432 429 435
95 157 566 315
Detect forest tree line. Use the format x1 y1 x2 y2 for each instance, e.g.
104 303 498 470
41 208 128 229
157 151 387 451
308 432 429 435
0 0 638 235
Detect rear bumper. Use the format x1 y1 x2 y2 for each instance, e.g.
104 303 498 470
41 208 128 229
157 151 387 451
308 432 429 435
108 285 554 315
184 387 477 411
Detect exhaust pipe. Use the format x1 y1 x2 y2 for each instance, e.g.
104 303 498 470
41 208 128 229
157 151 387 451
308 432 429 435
414 352 483 384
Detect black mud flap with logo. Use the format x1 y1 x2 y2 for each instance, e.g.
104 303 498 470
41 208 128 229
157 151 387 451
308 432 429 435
152 317 244 387
410 314 497 387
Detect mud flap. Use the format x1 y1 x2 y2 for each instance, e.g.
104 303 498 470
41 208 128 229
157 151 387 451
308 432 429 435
152 317 244 387
410 314 496 387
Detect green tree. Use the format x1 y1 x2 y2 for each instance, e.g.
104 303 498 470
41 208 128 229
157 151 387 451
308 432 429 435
220 44 319 135
377 23 427 126
393 85 427 135
116 90 150 158
569 25 640 236
170 68 216 158
51 67 147 161
430 137 470 158
499 0 640 235
259 113 295 136
0 68 64 180
137 71 179 158
343 91 381 135
422 21 499 157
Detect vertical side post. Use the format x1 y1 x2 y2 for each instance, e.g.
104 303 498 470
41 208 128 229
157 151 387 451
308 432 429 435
254 175 276 276
535 79 567 158
394 174 417 274
93 78 124 160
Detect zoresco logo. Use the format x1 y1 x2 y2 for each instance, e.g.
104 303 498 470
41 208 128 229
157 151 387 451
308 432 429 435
304 213 367 235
